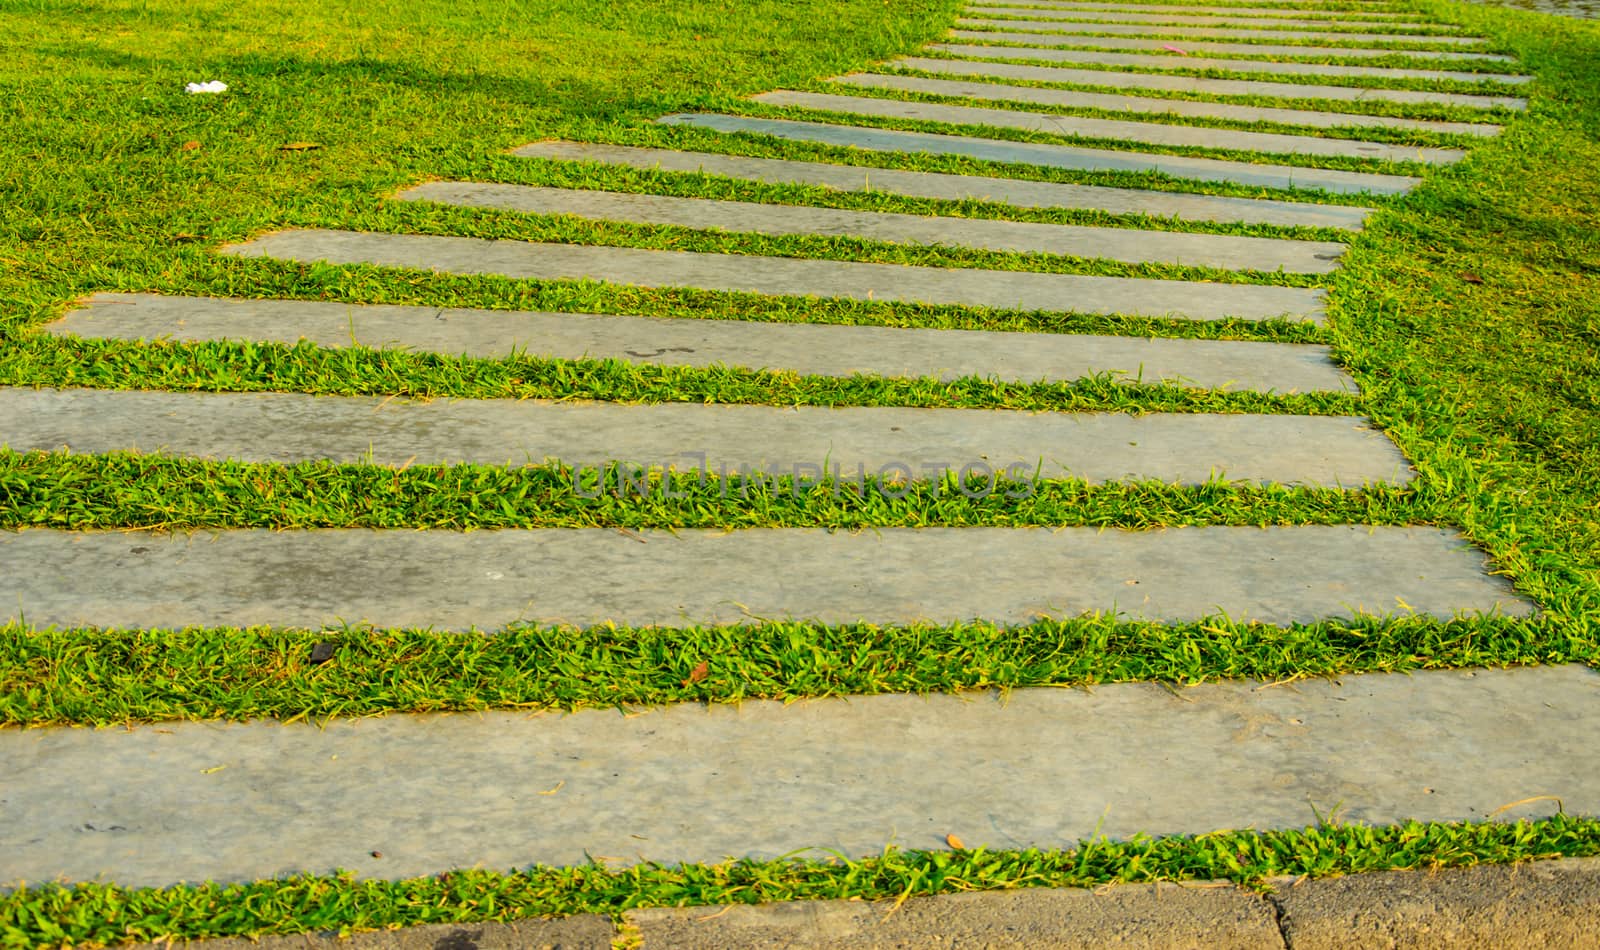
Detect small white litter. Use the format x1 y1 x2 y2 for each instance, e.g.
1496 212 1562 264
185 81 228 94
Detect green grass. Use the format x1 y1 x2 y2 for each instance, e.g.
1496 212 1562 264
3 0 1600 936
4 815 1597 947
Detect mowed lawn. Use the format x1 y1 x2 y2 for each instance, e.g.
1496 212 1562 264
3 0 1600 942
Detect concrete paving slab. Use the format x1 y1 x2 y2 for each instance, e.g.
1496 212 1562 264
833 72 1499 135
947 30 1510 61
753 91 1468 163
0 386 1404 485
511 141 1376 229
0 664 1577 887
1274 857 1600 949
975 1 1416 17
659 114 1419 195
394 181 1351 271
127 917 615 950
888 56 1528 110
224 228 1332 320
969 7 1442 29
626 885 1282 949
50 293 1356 393
929 44 1534 83
956 20 1487 46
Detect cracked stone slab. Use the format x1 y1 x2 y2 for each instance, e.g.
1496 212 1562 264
929 44 1534 83
946 29 1510 61
49 293 1359 393
830 72 1501 136
955 20 1489 47
50 293 1356 393
626 885 1282 949
1274 857 1600 949
223 228 1331 320
0 386 1405 485
888 56 1527 110
395 181 1351 271
0 664 1576 888
511 141 1375 229
658 114 1419 195
752 90 1468 163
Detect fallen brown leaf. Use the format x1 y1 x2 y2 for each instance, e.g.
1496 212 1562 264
278 142 321 151
1460 272 1485 284
683 661 709 685
179 140 200 151
946 833 965 849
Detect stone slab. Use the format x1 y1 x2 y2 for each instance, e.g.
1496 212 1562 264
929 44 1534 83
976 2 1415 17
1275 858 1600 949
833 72 1500 136
956 20 1487 46
947 30 1510 61
0 386 1405 485
626 885 1282 949
225 228 1331 321
754 90 1468 163
512 141 1376 229
1 664 1579 888
889 57 1528 110
659 113 1419 195
970 7 1438 28
395 181 1351 271
127 918 615 950
51 293 1356 393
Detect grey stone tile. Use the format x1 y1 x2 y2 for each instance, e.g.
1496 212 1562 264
51 293 1359 392
1 664 1576 888
956 19 1489 46
511 141 1376 229
628 885 1282 949
394 181 1352 271
223 228 1332 320
752 90 1469 163
0 387 1405 485
888 56 1528 109
1274 858 1600 949
832 72 1501 135
969 7 1441 28
658 113 1419 195
948 29 1511 61
929 44 1533 83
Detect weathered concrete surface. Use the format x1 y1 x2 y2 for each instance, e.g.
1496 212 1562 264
946 30 1509 60
831 72 1501 136
888 56 1528 109
51 294 1360 393
1275 858 1600 949
658 114 1419 195
627 884 1282 949
224 228 1331 320
129 917 615 950
753 90 1468 163
955 20 1488 47
511 141 1376 229
0 387 1405 485
0 525 1533 633
395 180 1351 271
0 666 1583 888
928 44 1534 83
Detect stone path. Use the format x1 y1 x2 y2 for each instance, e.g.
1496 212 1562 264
5 0 1568 925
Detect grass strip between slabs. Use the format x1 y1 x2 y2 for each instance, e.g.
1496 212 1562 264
3 616 1598 727
3 816 1599 947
